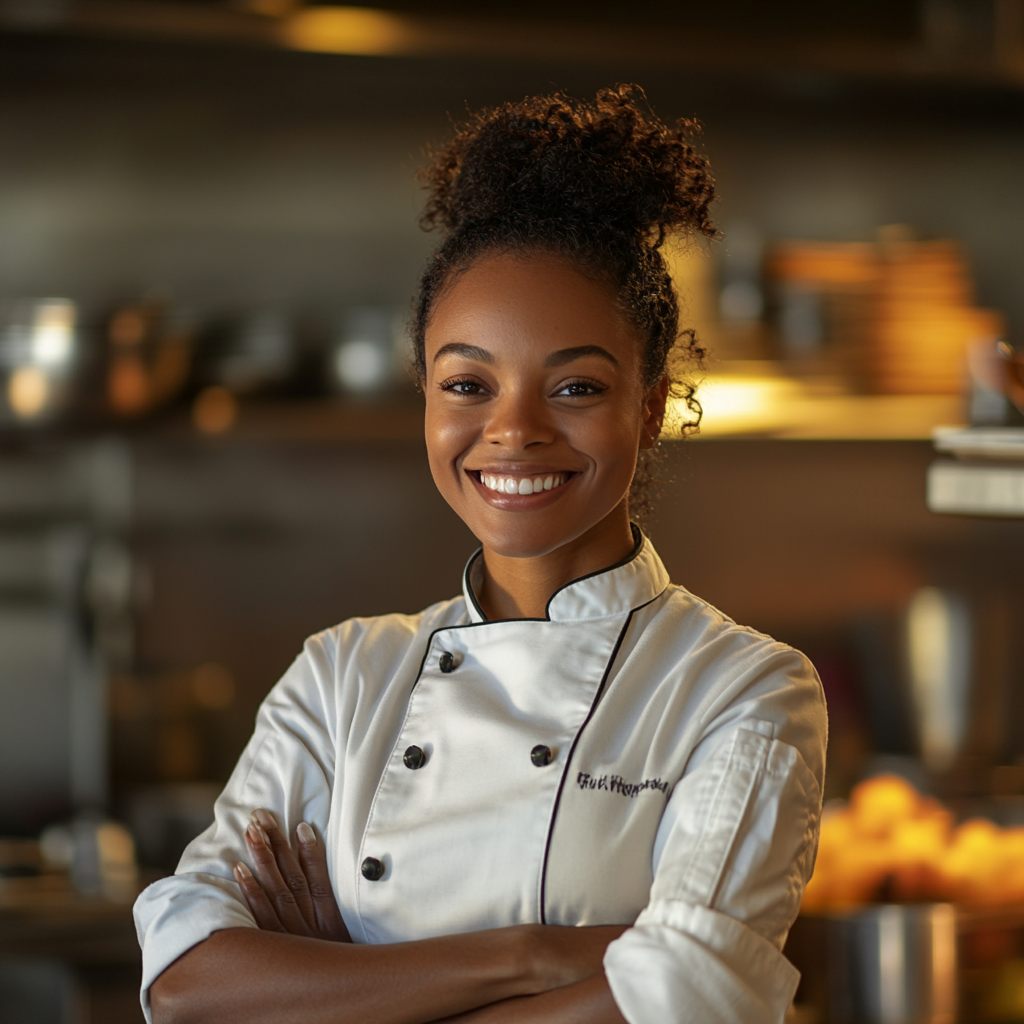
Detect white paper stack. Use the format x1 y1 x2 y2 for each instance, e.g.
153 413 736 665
928 427 1024 517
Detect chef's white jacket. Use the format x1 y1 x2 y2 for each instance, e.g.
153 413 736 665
134 530 827 1024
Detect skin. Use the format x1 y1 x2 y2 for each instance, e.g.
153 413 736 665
425 252 668 619
150 252 668 1023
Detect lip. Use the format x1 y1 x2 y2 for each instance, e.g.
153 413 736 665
465 468 578 510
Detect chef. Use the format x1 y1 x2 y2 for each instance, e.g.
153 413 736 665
135 85 827 1024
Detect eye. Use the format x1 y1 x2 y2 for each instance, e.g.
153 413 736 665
439 377 487 396
554 379 607 397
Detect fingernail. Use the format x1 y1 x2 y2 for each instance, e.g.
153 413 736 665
234 861 252 881
296 821 316 845
253 808 276 831
246 822 268 847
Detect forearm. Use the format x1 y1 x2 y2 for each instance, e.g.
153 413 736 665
151 925 538 1024
440 974 627 1024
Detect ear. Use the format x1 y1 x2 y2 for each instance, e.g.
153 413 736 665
639 376 670 450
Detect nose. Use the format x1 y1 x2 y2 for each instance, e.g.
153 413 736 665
481 388 556 449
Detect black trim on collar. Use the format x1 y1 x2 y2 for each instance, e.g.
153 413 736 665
536 589 662 924
462 551 489 623
537 610 632 924
462 523 647 624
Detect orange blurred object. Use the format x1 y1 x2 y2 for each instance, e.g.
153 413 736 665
801 775 1024 913
192 386 238 435
106 299 193 418
767 234 1004 395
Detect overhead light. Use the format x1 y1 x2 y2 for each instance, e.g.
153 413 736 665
283 6 417 56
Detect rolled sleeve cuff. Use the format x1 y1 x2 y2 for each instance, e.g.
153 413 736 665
603 900 800 1024
134 872 257 1023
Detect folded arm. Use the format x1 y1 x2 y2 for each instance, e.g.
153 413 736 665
439 975 627 1024
150 810 626 1024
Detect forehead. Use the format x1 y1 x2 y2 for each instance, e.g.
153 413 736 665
426 253 641 365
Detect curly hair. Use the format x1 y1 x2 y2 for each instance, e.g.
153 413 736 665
412 84 717 517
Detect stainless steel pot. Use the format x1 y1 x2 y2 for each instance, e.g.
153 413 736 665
820 904 957 1024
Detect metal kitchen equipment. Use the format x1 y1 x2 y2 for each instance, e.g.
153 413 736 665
794 904 957 1024
828 904 956 1024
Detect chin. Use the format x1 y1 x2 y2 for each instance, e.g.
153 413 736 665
470 517 591 561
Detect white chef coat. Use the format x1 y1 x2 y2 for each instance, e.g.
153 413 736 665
134 529 827 1024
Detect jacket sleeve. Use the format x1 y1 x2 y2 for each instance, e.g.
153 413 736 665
132 632 338 1023
603 650 826 1024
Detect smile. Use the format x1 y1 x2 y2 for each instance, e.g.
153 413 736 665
478 473 569 496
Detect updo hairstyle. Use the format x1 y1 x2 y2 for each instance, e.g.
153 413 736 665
412 85 717 513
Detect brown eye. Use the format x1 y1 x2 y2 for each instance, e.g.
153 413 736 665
555 380 606 397
441 378 485 396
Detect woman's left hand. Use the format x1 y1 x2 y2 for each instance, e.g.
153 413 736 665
234 808 351 943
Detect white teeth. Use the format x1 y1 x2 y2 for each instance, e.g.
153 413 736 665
479 473 567 494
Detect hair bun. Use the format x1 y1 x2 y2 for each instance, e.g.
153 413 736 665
420 85 715 250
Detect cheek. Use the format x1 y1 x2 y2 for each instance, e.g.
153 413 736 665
578 411 643 483
424 402 474 489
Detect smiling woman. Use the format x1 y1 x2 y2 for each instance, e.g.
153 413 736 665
135 86 827 1024
424 255 668 617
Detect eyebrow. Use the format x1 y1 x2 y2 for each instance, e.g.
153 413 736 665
432 342 619 367
433 343 493 363
544 345 619 368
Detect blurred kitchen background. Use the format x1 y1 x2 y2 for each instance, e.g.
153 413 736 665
2 1 1024 1021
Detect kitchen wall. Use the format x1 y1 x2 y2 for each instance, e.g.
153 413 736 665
1 28 1023 837
1 34 1023 340
112 434 1024 819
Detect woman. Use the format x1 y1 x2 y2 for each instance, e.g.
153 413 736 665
136 86 826 1024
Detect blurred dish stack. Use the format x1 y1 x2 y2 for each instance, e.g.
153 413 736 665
766 231 1004 396
872 238 1002 396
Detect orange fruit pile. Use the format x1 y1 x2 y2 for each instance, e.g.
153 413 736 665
801 775 1024 912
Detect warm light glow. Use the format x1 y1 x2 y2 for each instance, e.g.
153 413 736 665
662 363 965 440
7 366 50 418
31 299 75 366
283 7 417 55
668 373 804 436
192 386 238 435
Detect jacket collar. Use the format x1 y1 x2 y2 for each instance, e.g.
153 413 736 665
462 525 670 624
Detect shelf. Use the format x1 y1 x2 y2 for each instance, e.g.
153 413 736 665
0 391 966 447
11 399 430 446
199 392 964 444
667 368 965 441
182 398 426 444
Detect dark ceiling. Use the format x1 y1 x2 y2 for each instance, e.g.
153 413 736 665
303 0 922 41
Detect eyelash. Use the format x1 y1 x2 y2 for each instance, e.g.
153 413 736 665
439 377 486 396
438 378 608 398
555 379 607 397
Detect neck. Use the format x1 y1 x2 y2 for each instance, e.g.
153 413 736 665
475 503 636 620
